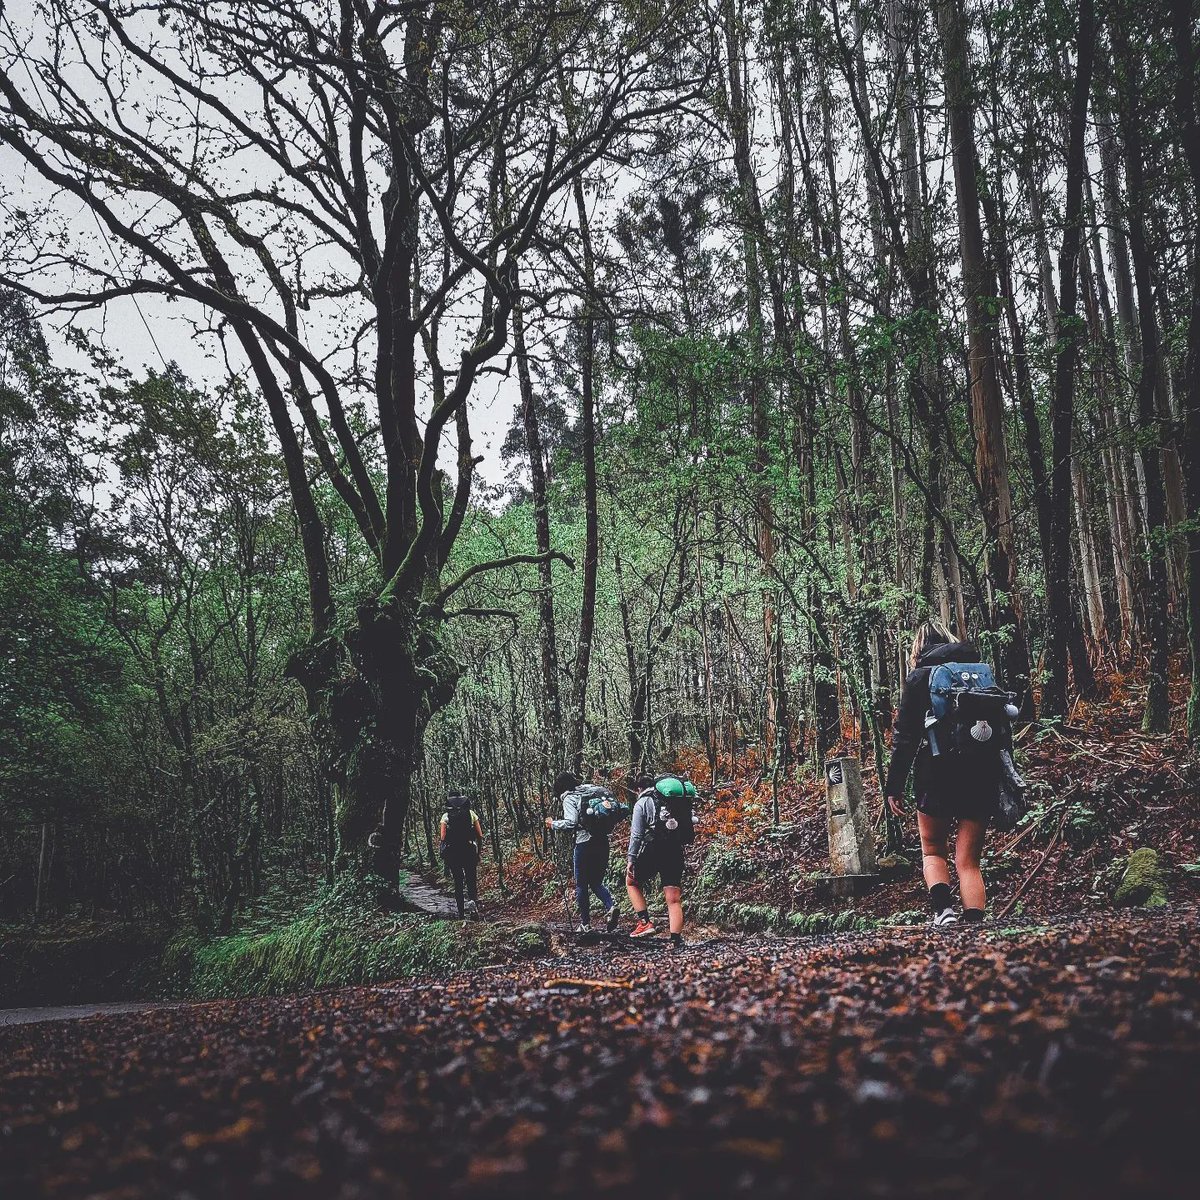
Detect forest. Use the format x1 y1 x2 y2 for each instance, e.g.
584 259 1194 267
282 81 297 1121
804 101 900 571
3 1 1200 1197
2 0 1198 931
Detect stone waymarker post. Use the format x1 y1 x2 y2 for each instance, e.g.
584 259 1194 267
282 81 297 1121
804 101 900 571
823 757 878 894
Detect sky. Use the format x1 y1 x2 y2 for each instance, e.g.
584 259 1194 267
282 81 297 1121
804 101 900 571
0 0 591 494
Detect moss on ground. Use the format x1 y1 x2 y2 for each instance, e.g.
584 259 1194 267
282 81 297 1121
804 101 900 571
690 899 886 937
1114 847 1168 910
695 845 762 893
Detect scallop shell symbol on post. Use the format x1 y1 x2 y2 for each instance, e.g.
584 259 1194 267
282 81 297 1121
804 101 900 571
970 719 993 743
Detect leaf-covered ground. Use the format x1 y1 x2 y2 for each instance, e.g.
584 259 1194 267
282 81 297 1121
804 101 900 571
3 908 1197 1199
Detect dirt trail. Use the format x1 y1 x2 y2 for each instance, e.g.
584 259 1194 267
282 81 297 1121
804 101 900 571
399 869 462 917
1 908 1197 1199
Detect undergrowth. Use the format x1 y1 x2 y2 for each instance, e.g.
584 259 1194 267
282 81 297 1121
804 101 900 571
696 845 762 892
690 899 905 937
163 875 548 1000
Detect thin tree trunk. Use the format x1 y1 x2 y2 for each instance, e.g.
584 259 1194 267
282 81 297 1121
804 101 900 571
1112 24 1173 733
513 284 564 769
1044 0 1096 715
566 178 599 774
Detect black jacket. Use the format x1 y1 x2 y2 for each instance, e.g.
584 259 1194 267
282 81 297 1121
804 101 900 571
884 640 980 798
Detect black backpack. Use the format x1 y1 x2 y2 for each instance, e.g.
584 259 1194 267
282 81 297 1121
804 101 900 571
925 661 1019 760
648 776 695 847
443 794 476 857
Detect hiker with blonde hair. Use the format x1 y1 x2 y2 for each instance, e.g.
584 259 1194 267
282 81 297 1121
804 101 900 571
885 619 1014 927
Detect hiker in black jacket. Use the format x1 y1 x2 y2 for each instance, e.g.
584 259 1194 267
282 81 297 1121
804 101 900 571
885 619 999 927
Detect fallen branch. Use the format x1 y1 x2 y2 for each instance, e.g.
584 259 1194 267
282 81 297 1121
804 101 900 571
542 977 637 992
996 809 1069 922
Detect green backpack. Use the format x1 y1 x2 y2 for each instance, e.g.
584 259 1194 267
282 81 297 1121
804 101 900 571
648 776 696 846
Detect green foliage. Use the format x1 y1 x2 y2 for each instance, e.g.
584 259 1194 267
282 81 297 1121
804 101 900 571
883 910 927 927
695 844 761 892
165 903 548 1001
980 851 1021 880
0 298 130 828
156 872 548 999
0 919 171 1006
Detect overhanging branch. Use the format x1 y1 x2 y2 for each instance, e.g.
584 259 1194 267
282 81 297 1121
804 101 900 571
431 550 575 611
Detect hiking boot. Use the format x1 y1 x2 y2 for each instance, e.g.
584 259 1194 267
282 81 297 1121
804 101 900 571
630 919 655 938
574 923 592 935
466 900 480 921
605 904 621 932
931 908 959 928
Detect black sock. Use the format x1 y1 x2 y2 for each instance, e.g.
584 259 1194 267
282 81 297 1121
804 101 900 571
635 910 648 920
929 883 953 914
962 908 985 924
670 932 683 946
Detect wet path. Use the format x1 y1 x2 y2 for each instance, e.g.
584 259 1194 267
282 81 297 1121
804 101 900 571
0 1000 181 1027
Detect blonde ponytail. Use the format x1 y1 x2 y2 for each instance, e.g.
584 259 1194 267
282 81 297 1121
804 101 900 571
909 617 955 670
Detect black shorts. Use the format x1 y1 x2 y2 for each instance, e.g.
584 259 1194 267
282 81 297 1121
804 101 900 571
914 751 998 822
634 842 685 889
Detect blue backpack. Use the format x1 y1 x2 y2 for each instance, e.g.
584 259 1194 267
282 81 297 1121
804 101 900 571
925 662 1019 758
572 785 629 836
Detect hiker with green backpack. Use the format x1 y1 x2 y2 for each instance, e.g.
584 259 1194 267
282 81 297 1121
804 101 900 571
545 771 630 934
885 619 1026 928
626 774 697 948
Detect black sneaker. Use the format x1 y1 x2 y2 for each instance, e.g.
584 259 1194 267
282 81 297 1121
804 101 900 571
931 908 959 928
605 904 621 932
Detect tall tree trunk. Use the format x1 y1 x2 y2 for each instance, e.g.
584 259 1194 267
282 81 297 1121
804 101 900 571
937 0 1031 704
1081 219 1139 653
1044 0 1096 716
990 162 1099 700
1072 449 1108 648
1112 23 1173 733
566 178 599 774
720 0 783 756
1168 0 1200 741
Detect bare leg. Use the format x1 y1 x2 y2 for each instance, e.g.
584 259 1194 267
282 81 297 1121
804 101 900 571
918 812 952 890
626 878 649 916
955 817 988 911
663 885 683 935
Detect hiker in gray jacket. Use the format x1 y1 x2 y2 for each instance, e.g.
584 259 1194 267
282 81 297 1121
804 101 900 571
544 771 625 933
626 775 694 947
